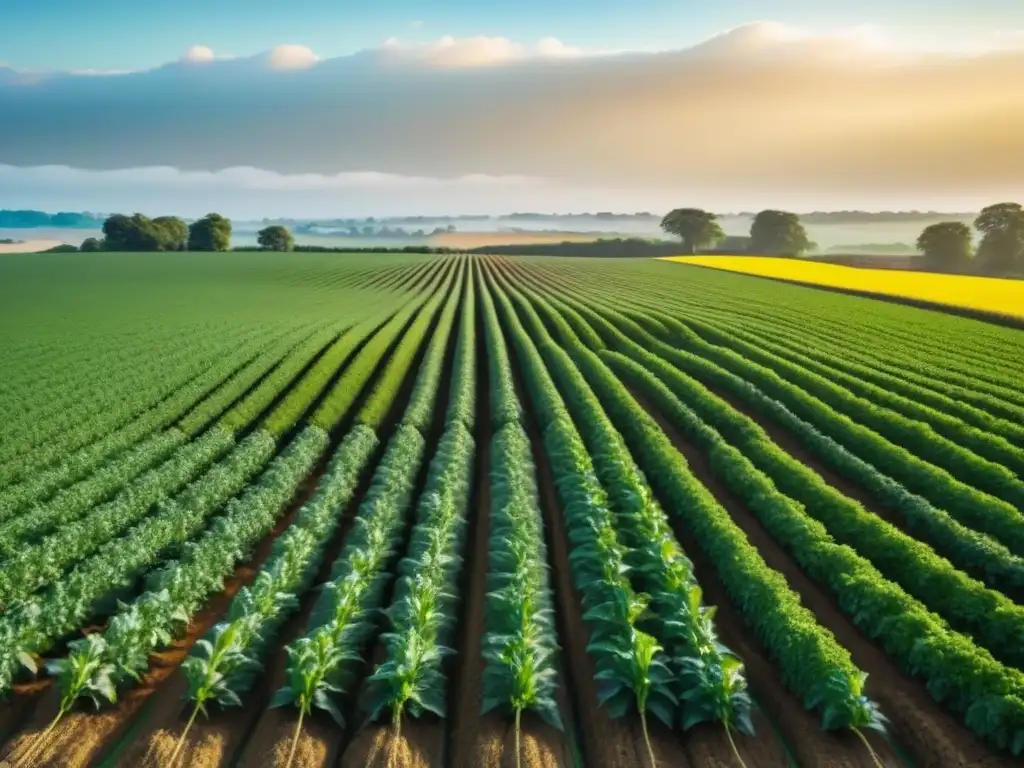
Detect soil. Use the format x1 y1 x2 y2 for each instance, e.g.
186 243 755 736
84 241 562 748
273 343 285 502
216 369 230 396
632 388 1017 768
0 481 314 768
340 717 440 768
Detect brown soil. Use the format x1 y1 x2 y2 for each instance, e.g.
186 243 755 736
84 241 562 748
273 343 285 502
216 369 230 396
340 717 440 768
110 467 333 768
0 681 48 748
242 707 337 768
0 484 312 768
633 389 1016 768
523 400 690 768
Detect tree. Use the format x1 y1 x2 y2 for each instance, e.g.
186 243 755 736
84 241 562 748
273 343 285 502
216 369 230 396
660 208 724 254
748 210 813 256
188 213 232 252
257 225 294 252
79 237 102 252
916 222 973 272
974 202 1024 274
152 216 188 251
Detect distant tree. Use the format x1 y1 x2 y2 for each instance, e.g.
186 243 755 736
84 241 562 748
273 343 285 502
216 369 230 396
43 244 80 253
974 202 1024 274
152 216 188 251
101 213 162 251
188 213 232 251
660 208 724 254
748 210 813 256
257 225 295 252
79 237 102 252
916 222 973 272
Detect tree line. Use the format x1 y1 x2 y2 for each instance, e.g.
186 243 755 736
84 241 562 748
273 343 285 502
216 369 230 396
78 213 296 253
660 208 813 257
916 203 1024 274
660 203 1024 275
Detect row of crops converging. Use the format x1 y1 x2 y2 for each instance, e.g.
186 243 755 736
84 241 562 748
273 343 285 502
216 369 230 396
0 251 1022 768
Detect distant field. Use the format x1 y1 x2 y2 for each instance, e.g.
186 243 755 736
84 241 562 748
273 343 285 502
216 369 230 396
666 255 1024 320
1 252 1023 767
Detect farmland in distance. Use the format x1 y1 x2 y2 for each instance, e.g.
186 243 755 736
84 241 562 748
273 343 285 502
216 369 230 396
0 251 1022 768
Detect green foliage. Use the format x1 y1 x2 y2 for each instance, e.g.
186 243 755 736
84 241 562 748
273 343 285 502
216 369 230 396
219 324 343 434
444 265 477 432
257 225 295 252
748 210 813 257
54 426 328 707
974 202 1024 274
182 425 377 712
101 213 188 252
481 423 563 731
0 426 236 607
639 312 1024 557
478 264 522 429
314 270 447 432
916 221 973 271
359 271 454 430
362 423 474 721
497 279 753 736
79 237 102 252
274 425 425 724
660 208 725 254
187 213 233 252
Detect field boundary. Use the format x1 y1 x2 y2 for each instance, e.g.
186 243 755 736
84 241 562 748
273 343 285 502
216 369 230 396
665 260 1024 331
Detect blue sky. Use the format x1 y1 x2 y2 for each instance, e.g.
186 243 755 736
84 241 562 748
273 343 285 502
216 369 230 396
4 0 1022 71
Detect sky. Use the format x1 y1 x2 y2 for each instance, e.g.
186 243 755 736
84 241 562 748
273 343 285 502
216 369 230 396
2 1 1024 217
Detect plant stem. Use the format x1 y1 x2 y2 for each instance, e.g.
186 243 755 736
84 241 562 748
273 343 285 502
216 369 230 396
388 709 403 768
514 707 522 768
166 703 201 768
724 725 750 768
639 709 657 768
283 708 306 768
14 704 66 767
851 726 885 768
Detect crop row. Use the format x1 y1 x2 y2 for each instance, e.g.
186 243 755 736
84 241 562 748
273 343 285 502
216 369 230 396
496 273 886 740
0 324 313 536
513 274 1024 755
0 325 258 487
678 315 1024 489
693 307 1024 444
547 282 1024 561
552 298 1024 670
493 276 756 740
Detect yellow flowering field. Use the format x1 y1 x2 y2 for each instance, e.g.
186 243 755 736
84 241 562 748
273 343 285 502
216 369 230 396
662 256 1024 319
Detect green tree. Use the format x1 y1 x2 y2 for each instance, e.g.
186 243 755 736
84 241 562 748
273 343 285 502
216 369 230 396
974 202 1024 274
660 208 724 254
748 210 813 256
257 225 295 252
916 222 973 272
79 237 102 253
101 213 163 251
153 216 189 251
188 213 232 252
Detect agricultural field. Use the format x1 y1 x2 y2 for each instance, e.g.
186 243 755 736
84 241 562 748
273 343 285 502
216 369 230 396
0 251 1022 768
665 255 1024 321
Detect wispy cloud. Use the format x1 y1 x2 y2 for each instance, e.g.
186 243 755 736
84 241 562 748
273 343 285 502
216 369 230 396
1 23 1023 211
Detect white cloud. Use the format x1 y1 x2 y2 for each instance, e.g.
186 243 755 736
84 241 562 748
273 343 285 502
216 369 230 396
182 45 216 64
377 34 587 67
266 44 319 70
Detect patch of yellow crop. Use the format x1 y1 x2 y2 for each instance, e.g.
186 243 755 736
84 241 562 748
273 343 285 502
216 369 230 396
661 256 1024 319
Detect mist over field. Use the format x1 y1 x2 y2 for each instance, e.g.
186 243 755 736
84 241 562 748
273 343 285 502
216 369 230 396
2 22 1024 215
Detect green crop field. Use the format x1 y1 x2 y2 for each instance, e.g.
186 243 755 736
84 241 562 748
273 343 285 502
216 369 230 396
0 251 1022 768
